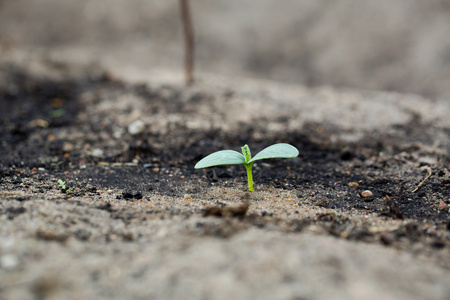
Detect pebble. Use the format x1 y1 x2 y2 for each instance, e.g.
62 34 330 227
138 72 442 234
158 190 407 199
122 192 134 200
91 148 104 158
113 130 123 139
1 254 19 270
122 192 143 200
128 120 145 135
438 200 449 211
62 142 74 152
360 190 373 198
348 182 359 187
28 119 49 128
380 232 395 245
418 156 438 166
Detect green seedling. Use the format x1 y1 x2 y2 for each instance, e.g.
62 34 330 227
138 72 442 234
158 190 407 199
49 108 65 118
51 160 64 167
57 179 66 189
57 179 71 193
195 143 299 192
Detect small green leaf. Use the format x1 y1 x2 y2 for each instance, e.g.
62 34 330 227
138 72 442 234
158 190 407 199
249 143 299 163
57 179 67 190
194 150 245 169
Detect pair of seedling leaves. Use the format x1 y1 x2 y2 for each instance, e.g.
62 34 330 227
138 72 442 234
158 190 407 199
195 143 299 192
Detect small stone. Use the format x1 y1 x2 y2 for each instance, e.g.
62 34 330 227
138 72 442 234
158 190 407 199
128 120 145 135
418 156 438 166
348 182 359 187
438 200 449 211
62 142 74 152
91 148 104 158
113 130 123 139
360 190 373 198
1 254 19 269
380 232 395 245
28 119 49 128
122 192 134 200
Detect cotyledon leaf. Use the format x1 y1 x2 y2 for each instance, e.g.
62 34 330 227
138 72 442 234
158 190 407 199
249 143 299 163
194 150 245 169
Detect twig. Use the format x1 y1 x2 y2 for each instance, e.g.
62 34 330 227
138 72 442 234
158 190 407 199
412 168 432 193
179 0 195 85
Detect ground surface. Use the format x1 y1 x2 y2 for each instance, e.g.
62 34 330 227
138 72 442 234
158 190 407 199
0 49 449 300
1 1 450 299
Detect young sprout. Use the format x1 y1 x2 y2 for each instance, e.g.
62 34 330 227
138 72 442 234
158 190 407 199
57 179 66 190
195 143 299 192
57 179 71 193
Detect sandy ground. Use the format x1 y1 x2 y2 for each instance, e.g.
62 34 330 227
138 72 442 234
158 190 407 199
0 50 449 300
1 1 450 300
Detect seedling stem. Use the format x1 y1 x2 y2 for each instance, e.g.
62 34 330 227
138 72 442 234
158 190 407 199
244 163 254 192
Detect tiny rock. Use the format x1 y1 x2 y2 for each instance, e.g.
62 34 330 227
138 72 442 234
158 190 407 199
128 120 145 135
438 200 449 211
113 130 123 139
143 163 153 169
348 182 359 187
28 119 49 128
418 156 438 166
91 148 104 158
360 190 373 198
122 192 134 200
62 142 74 152
0 254 19 270
380 232 396 246
184 194 194 201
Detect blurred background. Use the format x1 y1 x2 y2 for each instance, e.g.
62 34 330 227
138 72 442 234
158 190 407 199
1 0 450 99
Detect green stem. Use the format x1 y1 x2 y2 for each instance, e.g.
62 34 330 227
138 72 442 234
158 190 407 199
245 163 254 192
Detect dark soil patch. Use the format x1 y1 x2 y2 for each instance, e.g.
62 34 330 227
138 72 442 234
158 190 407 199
1 62 450 269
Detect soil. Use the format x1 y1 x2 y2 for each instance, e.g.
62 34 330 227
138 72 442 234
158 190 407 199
1 3 450 298
0 49 449 300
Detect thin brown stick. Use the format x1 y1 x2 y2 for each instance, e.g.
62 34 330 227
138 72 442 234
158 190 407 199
412 168 432 193
179 0 195 85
